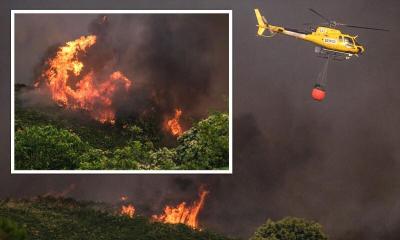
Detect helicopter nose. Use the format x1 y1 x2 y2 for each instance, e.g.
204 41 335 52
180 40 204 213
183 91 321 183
357 46 365 54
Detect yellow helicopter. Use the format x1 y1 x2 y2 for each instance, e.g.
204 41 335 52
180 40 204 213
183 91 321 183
254 8 389 101
255 8 389 60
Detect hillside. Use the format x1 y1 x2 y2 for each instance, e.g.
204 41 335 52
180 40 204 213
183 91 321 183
0 197 234 240
14 85 229 170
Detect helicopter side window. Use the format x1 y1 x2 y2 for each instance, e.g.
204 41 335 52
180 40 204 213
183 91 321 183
339 36 343 42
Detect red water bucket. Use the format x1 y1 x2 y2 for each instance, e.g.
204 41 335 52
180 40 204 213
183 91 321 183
311 85 326 101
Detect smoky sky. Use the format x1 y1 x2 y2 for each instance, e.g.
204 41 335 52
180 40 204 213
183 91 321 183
2 0 400 240
17 13 229 124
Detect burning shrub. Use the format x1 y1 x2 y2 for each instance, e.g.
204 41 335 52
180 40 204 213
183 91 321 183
250 217 328 240
152 188 208 229
120 204 135 218
15 125 87 170
0 197 232 240
176 112 229 169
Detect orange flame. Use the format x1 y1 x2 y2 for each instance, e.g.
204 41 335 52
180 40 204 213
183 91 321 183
39 35 132 124
167 109 183 136
121 204 135 218
152 188 209 229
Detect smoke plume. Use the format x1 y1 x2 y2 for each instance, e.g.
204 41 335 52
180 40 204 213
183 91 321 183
29 14 229 129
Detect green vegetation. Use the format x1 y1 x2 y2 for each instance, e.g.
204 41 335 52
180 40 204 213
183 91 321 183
0 197 330 240
0 197 232 240
177 113 229 169
14 86 229 170
0 217 27 240
250 217 328 240
15 125 86 170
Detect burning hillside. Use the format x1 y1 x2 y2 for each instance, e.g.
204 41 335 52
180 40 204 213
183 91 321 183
0 197 232 240
116 188 209 229
35 31 188 135
26 14 228 133
14 14 229 171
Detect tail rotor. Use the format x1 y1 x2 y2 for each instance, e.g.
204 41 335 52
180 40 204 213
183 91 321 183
254 9 276 37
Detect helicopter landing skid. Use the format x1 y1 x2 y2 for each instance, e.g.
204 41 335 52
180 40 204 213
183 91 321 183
314 46 355 61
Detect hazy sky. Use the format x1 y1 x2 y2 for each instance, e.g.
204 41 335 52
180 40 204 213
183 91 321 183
2 0 400 239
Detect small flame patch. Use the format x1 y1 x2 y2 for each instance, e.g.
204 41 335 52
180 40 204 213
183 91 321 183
121 204 135 218
120 195 135 218
167 109 183 136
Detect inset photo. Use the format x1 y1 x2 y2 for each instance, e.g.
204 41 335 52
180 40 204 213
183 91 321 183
11 10 232 173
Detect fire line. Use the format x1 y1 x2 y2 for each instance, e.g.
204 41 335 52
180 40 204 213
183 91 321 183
152 188 209 229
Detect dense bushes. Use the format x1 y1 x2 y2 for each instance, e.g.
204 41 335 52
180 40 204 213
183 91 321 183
15 111 229 170
250 217 328 240
0 217 27 240
176 112 229 169
15 125 87 170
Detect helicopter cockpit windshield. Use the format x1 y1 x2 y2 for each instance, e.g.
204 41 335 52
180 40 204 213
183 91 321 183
344 36 354 47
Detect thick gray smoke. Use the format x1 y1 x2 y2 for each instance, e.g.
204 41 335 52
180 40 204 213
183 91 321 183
2 1 400 240
29 14 228 129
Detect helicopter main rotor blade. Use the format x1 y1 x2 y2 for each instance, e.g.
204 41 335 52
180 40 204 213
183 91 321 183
308 8 331 22
306 9 390 31
339 24 390 32
303 22 329 26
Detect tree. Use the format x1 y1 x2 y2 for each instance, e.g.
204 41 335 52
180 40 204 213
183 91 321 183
0 217 27 240
176 112 229 169
250 217 328 240
15 125 87 170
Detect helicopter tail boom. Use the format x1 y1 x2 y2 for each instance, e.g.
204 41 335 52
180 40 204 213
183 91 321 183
255 9 305 39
